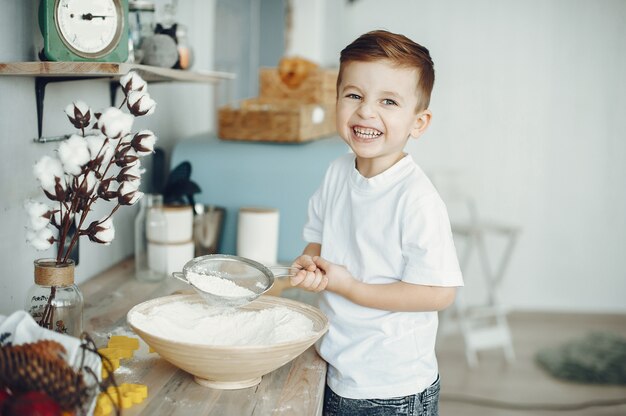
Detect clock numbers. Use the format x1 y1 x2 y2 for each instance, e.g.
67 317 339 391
55 0 122 57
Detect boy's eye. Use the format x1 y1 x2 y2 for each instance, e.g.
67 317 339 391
346 93 361 100
382 99 398 106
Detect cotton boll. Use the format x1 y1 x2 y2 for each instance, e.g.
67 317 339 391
131 130 157 155
75 171 98 197
120 71 147 94
127 91 156 116
117 162 144 183
118 181 142 205
97 177 119 201
33 155 63 192
33 155 67 200
24 200 53 230
118 180 139 195
26 227 55 251
87 217 115 244
127 190 143 205
86 132 114 165
97 107 135 139
115 146 140 167
58 134 90 175
64 100 92 129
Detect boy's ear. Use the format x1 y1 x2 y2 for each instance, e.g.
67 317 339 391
410 110 432 139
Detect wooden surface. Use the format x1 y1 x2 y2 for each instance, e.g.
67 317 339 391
80 258 326 416
0 62 235 84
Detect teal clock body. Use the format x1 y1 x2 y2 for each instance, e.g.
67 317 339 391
39 0 129 62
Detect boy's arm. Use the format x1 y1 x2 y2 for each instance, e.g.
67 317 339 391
314 256 457 312
302 243 321 257
338 280 456 312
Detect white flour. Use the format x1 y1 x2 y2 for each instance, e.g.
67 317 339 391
187 271 256 297
129 300 315 346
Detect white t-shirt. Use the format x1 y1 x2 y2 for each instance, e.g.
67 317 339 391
303 153 463 399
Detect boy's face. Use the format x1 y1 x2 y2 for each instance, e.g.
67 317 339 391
336 59 431 176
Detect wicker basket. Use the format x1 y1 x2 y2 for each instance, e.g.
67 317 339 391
259 67 338 105
218 98 336 143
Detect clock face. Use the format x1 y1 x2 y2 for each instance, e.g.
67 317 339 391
54 0 123 58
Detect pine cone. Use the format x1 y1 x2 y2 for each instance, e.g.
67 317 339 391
0 340 91 411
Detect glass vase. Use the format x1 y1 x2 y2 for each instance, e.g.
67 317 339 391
128 0 156 63
135 193 167 282
25 259 84 337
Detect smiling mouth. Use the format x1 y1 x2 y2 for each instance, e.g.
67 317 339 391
353 127 382 140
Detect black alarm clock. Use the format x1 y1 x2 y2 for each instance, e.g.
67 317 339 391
39 0 129 62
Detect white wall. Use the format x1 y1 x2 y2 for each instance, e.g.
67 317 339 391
0 1 217 315
291 0 626 312
285 0 327 63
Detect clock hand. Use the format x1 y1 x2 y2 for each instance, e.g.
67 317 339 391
81 13 114 20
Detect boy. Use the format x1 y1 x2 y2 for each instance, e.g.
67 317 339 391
291 30 464 416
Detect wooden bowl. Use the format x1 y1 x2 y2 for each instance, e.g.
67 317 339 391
127 294 328 389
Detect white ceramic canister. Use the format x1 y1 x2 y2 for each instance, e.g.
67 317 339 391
236 207 280 266
148 241 195 275
147 205 193 244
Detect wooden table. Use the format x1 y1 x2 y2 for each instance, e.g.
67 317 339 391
81 258 327 415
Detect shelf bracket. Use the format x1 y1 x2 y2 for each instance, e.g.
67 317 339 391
34 76 118 143
110 80 120 110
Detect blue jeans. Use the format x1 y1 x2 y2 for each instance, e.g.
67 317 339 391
323 376 441 416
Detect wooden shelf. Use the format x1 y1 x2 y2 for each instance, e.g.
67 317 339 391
0 62 235 142
0 61 235 83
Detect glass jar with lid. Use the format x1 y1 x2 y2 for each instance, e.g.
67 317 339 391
135 193 168 282
128 0 156 64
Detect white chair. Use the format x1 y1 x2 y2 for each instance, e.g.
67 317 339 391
452 205 518 366
433 174 518 366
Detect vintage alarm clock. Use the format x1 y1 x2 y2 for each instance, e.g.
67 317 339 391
39 0 129 62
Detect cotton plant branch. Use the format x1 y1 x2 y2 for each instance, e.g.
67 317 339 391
25 72 158 330
26 71 157 265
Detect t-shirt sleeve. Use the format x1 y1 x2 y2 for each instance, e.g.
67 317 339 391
401 195 464 287
303 186 323 244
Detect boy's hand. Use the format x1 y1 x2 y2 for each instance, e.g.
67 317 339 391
290 254 328 292
290 268 328 292
291 254 317 273
313 256 355 296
